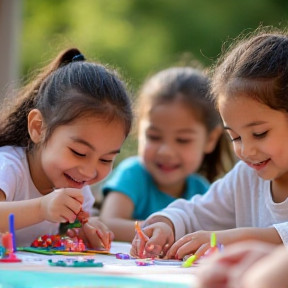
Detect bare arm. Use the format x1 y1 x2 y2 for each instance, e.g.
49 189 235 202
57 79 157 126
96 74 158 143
100 192 137 242
0 188 84 232
0 189 44 232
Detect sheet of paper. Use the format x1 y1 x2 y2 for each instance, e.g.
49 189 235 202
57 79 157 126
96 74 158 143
0 269 198 288
0 240 199 288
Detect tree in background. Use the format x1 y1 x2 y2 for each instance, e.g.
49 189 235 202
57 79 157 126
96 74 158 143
21 0 288 163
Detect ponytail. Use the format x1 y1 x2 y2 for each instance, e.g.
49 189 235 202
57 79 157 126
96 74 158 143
0 48 132 149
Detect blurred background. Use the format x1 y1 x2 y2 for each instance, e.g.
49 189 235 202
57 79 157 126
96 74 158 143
0 0 287 201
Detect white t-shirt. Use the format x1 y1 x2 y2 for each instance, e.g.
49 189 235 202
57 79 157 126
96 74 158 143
0 146 95 247
150 160 288 245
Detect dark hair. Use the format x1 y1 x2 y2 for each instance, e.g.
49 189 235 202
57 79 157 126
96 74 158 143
136 67 234 182
0 48 133 150
211 28 288 111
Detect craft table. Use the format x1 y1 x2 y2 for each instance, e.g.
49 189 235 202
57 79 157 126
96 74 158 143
0 241 199 288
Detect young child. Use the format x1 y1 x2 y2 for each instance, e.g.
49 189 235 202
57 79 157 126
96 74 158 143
130 28 288 259
197 240 286 288
100 67 234 241
0 48 132 248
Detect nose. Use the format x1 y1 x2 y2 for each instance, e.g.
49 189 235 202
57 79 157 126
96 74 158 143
240 141 257 159
157 142 175 156
78 165 97 181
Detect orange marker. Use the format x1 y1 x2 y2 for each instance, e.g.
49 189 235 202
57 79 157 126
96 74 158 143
135 221 149 242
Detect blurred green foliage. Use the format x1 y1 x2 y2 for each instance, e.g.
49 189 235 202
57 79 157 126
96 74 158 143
21 0 288 164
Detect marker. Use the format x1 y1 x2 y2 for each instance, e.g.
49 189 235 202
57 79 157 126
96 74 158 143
210 232 217 248
9 214 16 252
135 221 149 242
206 232 219 256
182 254 197 268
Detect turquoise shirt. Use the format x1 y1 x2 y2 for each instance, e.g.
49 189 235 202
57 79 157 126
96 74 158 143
102 156 210 220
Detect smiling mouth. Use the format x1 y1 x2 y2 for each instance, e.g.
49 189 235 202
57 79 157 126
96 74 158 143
64 173 85 184
157 163 180 171
252 159 269 166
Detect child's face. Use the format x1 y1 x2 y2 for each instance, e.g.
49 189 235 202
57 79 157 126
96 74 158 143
138 102 212 194
219 95 288 182
30 115 126 194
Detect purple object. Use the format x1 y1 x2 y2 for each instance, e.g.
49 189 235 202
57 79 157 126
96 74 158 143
115 253 131 259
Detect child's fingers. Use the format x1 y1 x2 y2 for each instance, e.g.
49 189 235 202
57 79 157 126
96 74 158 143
60 206 78 223
63 188 84 200
167 232 209 259
143 241 162 258
66 228 81 238
241 247 288 288
227 250 273 288
166 235 192 259
95 228 110 249
108 231 114 242
142 225 173 258
132 237 146 258
81 223 105 249
60 216 69 223
130 237 141 257
193 243 211 259
197 241 276 288
64 196 83 215
106 232 114 250
197 261 230 288
66 229 75 238
162 243 172 257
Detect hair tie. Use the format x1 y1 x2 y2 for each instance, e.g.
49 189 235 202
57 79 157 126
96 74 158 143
72 54 86 62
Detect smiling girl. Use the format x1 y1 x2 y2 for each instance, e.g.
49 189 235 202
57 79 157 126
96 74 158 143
130 28 288 260
100 67 234 241
0 48 132 248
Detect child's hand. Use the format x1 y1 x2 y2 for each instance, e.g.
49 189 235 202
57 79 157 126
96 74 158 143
242 245 288 288
166 230 212 259
130 222 174 258
67 217 114 250
197 241 277 288
166 227 282 260
40 188 83 223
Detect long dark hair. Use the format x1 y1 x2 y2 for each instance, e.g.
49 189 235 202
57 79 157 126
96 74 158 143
0 48 133 150
211 28 288 112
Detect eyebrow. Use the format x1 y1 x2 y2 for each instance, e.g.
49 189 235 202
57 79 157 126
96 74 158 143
70 137 121 154
224 121 268 130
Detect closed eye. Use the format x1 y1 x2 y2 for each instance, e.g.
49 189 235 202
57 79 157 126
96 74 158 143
147 135 161 141
231 136 241 142
253 131 268 139
100 159 113 163
70 149 86 157
176 139 192 144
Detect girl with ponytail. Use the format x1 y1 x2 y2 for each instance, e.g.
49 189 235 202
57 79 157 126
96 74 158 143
0 48 133 248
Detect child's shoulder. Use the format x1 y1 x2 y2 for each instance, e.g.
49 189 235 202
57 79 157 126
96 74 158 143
0 146 26 163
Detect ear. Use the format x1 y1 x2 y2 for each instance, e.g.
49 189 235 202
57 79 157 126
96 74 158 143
204 125 223 154
27 109 44 144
